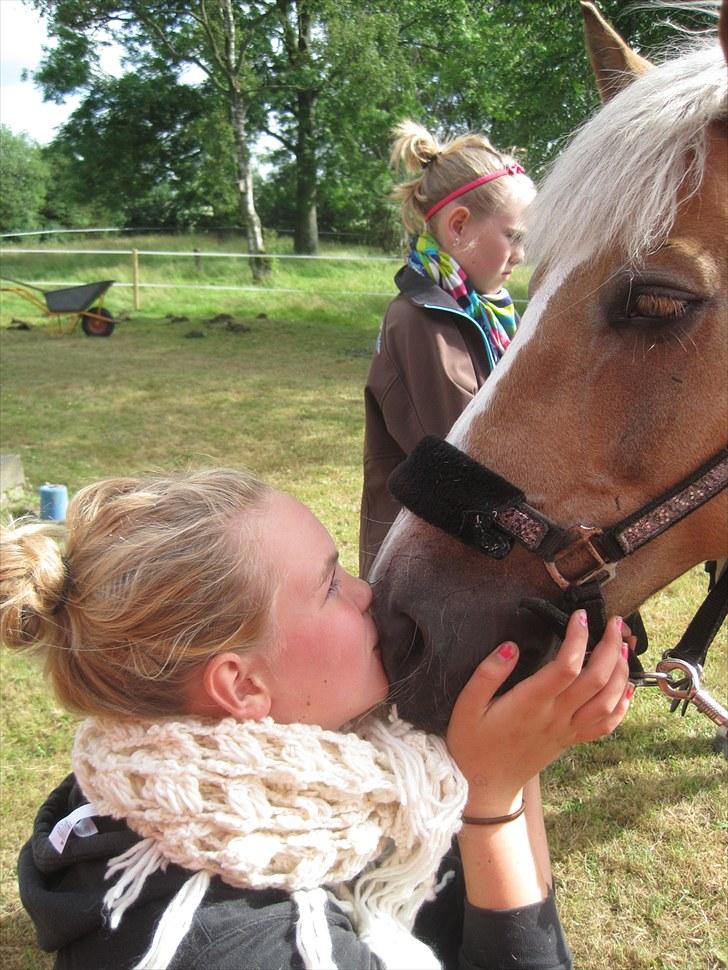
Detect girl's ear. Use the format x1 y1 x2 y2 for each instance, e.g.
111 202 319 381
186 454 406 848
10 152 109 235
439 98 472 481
443 205 470 244
191 651 272 721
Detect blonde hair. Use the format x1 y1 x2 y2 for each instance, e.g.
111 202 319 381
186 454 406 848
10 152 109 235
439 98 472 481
526 41 725 272
0 469 274 718
390 119 531 235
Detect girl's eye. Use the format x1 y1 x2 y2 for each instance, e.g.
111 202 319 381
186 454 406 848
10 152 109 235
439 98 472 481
327 571 342 598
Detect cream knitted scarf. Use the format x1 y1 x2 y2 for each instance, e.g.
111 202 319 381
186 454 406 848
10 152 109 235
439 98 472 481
72 711 468 970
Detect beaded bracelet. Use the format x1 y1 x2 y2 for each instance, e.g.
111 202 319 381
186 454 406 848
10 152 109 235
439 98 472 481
461 798 526 825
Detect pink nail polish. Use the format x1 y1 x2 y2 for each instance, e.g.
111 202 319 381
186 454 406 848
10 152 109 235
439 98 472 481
621 643 629 659
626 683 635 700
615 616 624 632
577 610 588 627
497 643 517 660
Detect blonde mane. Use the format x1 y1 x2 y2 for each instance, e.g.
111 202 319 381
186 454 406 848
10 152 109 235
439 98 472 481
526 39 727 271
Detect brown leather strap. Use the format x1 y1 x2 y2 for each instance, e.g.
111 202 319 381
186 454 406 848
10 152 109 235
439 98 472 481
461 799 526 825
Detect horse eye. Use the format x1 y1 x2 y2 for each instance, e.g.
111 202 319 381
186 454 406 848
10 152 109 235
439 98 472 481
611 285 702 329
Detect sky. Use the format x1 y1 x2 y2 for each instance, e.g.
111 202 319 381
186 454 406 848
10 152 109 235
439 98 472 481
0 0 119 144
0 1 210 146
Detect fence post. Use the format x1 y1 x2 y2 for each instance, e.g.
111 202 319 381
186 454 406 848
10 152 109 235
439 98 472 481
132 249 140 310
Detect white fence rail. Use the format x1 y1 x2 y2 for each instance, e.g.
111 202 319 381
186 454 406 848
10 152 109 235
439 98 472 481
0 228 122 238
0 246 402 309
2 247 400 261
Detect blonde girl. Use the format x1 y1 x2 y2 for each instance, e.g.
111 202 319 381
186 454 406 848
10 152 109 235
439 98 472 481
3 469 631 970
360 120 536 578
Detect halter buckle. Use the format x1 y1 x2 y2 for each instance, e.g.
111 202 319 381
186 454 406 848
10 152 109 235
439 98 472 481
545 526 617 590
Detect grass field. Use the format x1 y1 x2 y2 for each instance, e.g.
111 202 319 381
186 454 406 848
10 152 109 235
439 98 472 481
1 238 726 970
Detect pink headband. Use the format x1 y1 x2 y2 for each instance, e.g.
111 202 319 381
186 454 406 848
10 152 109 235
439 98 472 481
424 162 526 222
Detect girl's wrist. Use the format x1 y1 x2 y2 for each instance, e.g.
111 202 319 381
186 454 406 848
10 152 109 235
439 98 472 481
462 787 524 820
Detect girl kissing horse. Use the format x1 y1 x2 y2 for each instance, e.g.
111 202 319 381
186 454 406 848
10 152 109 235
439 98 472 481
370 1 728 734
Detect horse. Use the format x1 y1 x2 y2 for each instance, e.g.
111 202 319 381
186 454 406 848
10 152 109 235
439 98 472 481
369 1 728 735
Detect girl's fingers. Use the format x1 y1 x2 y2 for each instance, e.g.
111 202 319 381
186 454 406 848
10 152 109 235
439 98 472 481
531 609 590 697
448 642 520 732
573 679 634 741
571 644 631 730
558 615 624 708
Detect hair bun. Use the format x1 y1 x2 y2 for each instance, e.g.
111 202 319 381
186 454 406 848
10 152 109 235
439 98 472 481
0 521 68 651
390 120 441 174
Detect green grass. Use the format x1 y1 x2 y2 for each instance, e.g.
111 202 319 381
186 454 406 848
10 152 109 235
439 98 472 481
1 238 725 970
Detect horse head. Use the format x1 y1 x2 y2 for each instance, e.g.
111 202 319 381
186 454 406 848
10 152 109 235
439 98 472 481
370 1 728 733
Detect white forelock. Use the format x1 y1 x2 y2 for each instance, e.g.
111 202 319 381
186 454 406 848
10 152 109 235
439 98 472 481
447 260 574 449
526 40 726 272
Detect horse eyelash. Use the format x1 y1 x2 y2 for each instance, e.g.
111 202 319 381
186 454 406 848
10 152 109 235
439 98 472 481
616 280 699 328
630 292 690 319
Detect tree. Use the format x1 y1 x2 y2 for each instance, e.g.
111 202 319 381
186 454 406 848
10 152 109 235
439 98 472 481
0 126 50 232
32 0 273 276
259 0 419 252
430 0 713 174
48 70 238 229
264 0 320 253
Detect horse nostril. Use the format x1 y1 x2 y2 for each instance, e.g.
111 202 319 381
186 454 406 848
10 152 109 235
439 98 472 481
375 607 426 683
402 620 426 667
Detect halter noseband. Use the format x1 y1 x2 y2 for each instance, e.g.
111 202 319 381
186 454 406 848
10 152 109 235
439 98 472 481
388 436 728 695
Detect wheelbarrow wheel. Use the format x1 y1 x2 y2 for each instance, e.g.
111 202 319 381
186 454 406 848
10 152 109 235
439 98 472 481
81 306 115 337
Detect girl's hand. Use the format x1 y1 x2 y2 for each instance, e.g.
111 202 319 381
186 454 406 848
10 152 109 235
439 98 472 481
446 611 633 817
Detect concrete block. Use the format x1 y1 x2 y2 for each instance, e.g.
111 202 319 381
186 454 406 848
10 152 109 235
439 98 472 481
0 454 26 494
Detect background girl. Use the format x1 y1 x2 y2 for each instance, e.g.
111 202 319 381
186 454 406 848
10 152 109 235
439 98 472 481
360 120 535 578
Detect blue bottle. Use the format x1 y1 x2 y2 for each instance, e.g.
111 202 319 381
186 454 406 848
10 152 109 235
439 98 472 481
39 484 69 521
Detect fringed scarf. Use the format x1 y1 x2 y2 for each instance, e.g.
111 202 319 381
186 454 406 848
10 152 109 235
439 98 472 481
72 710 468 970
409 231 518 372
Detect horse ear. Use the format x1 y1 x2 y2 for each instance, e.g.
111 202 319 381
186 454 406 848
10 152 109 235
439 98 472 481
580 1 652 103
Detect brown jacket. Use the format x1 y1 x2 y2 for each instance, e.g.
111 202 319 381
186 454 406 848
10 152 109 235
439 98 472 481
359 267 496 578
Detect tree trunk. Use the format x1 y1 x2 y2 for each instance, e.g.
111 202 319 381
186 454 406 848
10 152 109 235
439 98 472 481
229 92 270 280
294 87 319 254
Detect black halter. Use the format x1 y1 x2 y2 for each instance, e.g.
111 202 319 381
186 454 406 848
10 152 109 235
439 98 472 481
388 436 728 680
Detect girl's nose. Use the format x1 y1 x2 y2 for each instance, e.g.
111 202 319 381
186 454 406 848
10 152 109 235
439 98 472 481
351 575 373 612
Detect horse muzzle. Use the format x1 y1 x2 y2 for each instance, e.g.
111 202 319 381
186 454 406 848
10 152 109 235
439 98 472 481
370 537 560 734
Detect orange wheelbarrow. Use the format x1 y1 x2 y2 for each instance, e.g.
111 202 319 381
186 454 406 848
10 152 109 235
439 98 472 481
0 277 118 337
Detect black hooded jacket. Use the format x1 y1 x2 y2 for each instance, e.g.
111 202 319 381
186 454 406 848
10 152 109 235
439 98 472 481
18 773 572 970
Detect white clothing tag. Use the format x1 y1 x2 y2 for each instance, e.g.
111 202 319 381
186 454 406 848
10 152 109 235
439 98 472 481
48 802 99 854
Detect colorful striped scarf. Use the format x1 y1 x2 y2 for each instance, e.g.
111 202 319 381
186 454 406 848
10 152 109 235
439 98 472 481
408 231 518 372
